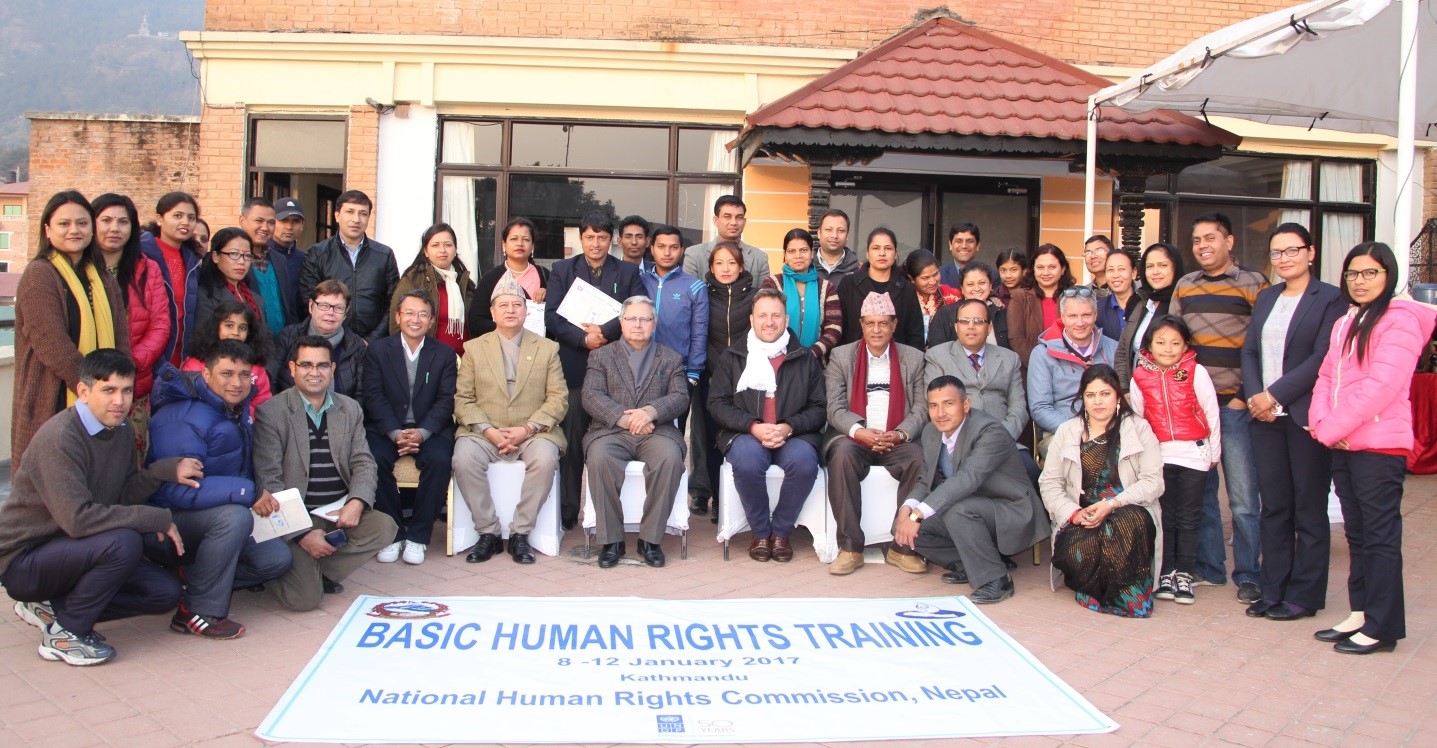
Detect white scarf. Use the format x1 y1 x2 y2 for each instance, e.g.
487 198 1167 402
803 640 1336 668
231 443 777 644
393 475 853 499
735 328 791 396
434 264 465 337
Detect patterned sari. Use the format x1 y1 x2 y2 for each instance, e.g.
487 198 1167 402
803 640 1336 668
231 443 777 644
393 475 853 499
1053 437 1157 617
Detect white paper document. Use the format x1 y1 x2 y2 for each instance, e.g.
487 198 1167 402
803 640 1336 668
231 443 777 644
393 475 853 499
251 488 313 543
309 496 351 522
554 278 622 328
524 300 546 336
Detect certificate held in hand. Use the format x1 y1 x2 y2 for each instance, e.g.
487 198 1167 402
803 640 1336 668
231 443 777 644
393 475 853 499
555 278 623 328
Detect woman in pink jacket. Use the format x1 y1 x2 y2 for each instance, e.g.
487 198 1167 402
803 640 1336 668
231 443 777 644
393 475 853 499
1308 242 1437 655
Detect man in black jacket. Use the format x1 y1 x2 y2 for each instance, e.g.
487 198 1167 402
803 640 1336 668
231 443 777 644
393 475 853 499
297 190 399 341
274 280 367 399
707 289 827 563
544 211 645 529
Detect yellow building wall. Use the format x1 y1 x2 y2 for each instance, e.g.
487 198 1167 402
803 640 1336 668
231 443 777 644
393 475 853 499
1040 174 1114 274
743 163 810 268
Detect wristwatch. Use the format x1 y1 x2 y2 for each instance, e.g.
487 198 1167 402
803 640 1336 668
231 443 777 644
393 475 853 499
908 509 923 523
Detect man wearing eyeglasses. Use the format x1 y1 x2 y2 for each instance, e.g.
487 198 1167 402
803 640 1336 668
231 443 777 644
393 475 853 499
273 280 369 399
925 299 1029 445
362 290 458 567
254 336 397 611
1082 235 1114 291
1027 286 1117 449
581 297 690 569
1169 211 1270 603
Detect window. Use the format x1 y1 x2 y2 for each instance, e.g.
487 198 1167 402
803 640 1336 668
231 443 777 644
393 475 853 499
1145 154 1374 284
2 204 20 217
0 232 10 250
437 119 739 274
248 116 348 246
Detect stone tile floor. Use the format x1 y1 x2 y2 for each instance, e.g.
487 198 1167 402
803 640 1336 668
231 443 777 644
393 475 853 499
3 476 1436 747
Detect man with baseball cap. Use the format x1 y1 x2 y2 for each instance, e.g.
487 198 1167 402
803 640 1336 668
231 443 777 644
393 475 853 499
269 197 307 317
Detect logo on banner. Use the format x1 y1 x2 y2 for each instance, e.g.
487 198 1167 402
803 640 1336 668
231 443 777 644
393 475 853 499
656 715 685 734
366 600 451 619
697 719 736 735
895 602 966 620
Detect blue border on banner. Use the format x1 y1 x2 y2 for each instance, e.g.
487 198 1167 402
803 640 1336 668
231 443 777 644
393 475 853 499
257 594 376 740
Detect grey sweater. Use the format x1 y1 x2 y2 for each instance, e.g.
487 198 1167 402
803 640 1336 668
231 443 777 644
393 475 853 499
0 408 178 575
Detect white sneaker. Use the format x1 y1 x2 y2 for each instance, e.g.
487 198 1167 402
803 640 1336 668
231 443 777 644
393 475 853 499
377 542 402 563
15 600 55 629
402 542 427 565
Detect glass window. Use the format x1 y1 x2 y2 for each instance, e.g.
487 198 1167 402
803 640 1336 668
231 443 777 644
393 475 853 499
678 129 737 173
1319 162 1368 204
441 121 503 166
511 123 667 171
2 204 20 216
0 232 10 250
677 181 738 246
510 175 666 261
440 175 499 274
1175 155 1303 200
831 189 924 262
253 119 346 170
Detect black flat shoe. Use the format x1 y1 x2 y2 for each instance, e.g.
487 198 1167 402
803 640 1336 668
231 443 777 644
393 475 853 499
1314 627 1358 642
508 533 535 564
940 570 968 585
598 541 626 568
971 575 1014 604
1245 600 1278 618
321 576 343 594
1334 638 1396 655
689 496 709 515
1001 554 1018 571
466 533 501 563
637 539 666 568
1265 602 1316 621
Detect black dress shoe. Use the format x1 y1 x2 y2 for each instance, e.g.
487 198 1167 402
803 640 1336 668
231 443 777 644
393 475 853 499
940 570 968 585
1001 554 1018 571
689 496 709 515
1334 637 1397 655
1314 627 1359 642
508 533 535 564
322 576 344 594
710 503 719 524
466 533 501 563
637 539 666 568
561 517 577 532
971 575 1014 604
598 541 626 568
1265 602 1316 621
1245 600 1278 618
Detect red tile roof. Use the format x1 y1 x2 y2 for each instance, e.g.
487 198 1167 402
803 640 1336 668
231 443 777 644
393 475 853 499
743 18 1238 149
0 181 27 196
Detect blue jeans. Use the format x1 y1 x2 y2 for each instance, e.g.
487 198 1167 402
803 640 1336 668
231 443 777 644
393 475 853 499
727 435 819 539
1195 405 1262 586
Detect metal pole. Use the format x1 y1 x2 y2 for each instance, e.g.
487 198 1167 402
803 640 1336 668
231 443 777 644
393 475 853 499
1392 0 1419 287
1083 93 1099 248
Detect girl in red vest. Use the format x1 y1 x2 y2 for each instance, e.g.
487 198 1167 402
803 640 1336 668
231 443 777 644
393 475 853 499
1128 315 1220 605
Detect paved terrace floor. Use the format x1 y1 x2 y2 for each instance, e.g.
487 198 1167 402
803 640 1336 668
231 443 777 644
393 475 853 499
2 475 1436 748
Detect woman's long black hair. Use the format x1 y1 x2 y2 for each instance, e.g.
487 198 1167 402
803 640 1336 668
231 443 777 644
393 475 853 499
91 193 143 308
1075 364 1133 462
1339 241 1400 364
189 298 273 366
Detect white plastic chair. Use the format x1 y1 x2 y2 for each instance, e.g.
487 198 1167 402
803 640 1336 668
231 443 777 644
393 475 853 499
581 461 690 559
447 461 562 557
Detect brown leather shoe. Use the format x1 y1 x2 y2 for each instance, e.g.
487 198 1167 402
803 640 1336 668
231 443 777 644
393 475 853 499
771 535 793 563
748 535 772 562
884 547 928 574
827 550 865 576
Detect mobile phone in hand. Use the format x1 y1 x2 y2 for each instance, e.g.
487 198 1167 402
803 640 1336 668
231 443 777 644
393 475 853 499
323 529 349 548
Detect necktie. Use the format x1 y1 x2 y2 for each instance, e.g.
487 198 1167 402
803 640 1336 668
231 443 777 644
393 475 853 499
969 352 981 373
940 443 955 478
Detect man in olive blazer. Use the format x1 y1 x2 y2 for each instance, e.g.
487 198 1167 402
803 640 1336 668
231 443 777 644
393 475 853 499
902 377 1048 604
452 282 569 564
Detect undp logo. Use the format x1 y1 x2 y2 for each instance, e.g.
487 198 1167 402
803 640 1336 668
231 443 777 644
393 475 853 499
656 715 686 733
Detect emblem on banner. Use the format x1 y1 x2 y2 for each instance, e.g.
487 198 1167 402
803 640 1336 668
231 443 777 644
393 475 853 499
366 600 452 619
656 715 686 734
896 602 966 620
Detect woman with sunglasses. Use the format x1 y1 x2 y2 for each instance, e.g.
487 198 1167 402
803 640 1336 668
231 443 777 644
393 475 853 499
1307 242 1436 654
191 228 268 355
1008 243 1075 366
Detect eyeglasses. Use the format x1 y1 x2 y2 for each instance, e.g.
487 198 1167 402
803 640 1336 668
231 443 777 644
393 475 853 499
218 250 256 263
400 310 433 320
1343 268 1387 282
1059 286 1096 298
294 361 334 371
312 301 348 314
622 316 655 324
1268 245 1310 260
956 317 989 326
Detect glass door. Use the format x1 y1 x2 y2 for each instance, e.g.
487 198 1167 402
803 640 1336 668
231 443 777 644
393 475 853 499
937 178 1039 266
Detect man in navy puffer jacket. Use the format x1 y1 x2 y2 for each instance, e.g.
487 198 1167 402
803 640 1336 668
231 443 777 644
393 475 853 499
146 340 292 639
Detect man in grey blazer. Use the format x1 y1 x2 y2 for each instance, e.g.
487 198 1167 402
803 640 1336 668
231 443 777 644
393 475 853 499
823 291 929 576
900 376 1049 604
582 297 690 569
253 335 397 611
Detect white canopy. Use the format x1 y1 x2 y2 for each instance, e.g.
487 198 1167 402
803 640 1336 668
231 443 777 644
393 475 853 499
1083 0 1433 281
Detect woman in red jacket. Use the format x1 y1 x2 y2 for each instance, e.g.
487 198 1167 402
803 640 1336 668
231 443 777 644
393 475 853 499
93 194 171 456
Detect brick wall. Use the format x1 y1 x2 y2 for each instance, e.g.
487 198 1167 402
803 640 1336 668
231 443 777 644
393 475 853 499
344 105 380 231
203 0 1296 69
196 105 247 229
25 114 200 263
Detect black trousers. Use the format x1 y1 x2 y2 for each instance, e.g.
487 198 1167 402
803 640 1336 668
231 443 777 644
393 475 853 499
1 529 180 635
369 429 454 546
688 374 720 502
1159 463 1207 575
1332 450 1408 641
1252 417 1333 609
558 385 592 526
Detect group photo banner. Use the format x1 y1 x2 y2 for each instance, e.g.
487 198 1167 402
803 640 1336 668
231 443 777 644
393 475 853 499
257 595 1117 743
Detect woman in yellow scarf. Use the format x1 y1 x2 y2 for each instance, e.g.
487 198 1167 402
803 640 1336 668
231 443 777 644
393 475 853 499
11 191 130 474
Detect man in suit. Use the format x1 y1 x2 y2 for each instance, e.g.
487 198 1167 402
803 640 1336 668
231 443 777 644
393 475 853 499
938 222 981 289
582 297 690 569
453 279 569 565
902 376 1049 604
680 195 771 281
823 292 928 576
361 290 458 566
254 336 397 612
545 211 646 530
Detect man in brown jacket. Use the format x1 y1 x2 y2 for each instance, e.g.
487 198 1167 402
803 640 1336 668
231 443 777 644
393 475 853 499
0 350 200 666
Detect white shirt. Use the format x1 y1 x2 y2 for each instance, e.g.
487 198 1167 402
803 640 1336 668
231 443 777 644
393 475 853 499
905 420 967 518
847 347 892 436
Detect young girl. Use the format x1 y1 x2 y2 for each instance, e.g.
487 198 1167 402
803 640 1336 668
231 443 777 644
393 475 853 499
183 300 276 417
1128 315 1220 604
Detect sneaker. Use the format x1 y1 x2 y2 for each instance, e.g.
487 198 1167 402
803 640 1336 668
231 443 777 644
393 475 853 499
14 600 55 629
1154 572 1176 601
1237 581 1262 604
402 541 426 565
1172 572 1196 604
376 541 402 563
39 622 115 666
170 606 246 639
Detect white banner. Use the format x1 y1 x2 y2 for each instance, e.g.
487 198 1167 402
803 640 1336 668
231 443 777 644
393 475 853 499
257 596 1116 743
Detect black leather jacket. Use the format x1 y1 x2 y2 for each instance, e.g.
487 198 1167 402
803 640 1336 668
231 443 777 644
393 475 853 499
297 235 399 341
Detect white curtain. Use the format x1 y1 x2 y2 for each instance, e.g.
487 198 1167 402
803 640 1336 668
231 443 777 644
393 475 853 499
441 124 480 274
1319 163 1365 284
1278 160 1312 227
702 132 736 243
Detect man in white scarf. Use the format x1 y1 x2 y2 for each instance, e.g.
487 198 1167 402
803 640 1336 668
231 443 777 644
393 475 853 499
707 289 828 563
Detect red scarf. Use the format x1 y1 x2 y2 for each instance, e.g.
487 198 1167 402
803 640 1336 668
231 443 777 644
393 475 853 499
850 342 905 432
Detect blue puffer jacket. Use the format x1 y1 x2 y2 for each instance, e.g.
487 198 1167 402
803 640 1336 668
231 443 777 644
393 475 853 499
146 364 258 510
